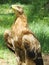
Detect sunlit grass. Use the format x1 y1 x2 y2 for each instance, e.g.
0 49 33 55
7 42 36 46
0 4 17 65
29 20 49 53
0 3 49 65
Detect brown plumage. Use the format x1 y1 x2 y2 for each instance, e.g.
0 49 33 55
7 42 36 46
4 5 44 65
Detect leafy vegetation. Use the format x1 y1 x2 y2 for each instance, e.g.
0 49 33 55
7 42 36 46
0 0 49 64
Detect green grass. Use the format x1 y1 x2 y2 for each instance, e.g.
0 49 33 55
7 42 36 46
0 4 16 65
29 19 49 53
0 3 49 65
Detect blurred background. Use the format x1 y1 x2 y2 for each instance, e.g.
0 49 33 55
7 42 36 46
0 0 49 65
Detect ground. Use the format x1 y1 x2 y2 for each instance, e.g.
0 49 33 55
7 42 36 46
43 54 49 65
0 53 49 65
0 50 16 65
0 4 49 65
